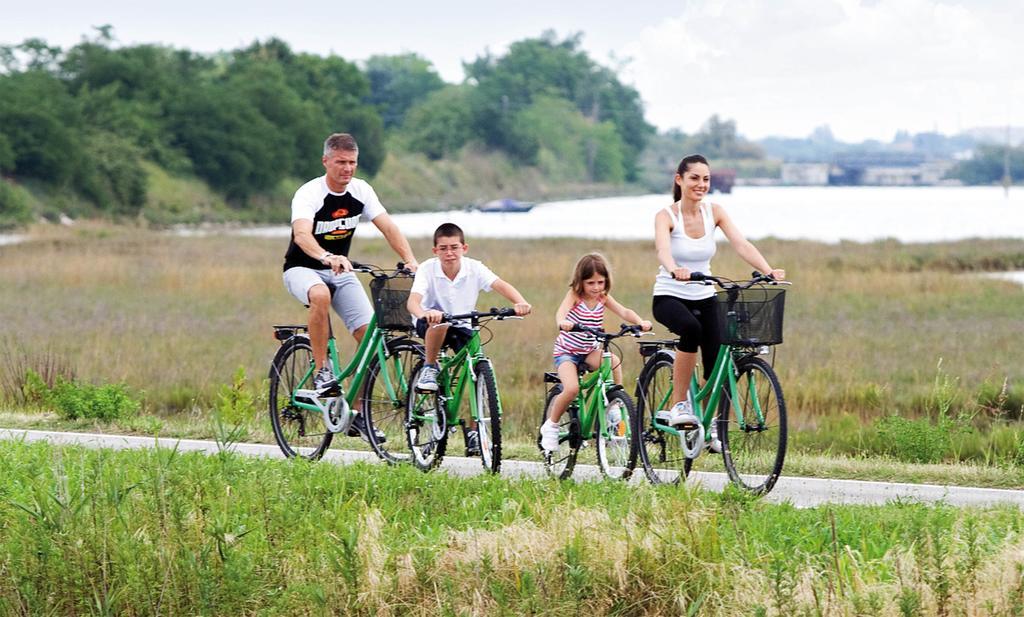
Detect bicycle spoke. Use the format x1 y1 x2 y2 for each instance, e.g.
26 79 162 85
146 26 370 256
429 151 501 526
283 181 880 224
268 337 334 460
720 357 787 495
635 352 691 484
364 339 424 464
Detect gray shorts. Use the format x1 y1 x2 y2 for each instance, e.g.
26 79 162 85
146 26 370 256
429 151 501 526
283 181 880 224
283 267 373 334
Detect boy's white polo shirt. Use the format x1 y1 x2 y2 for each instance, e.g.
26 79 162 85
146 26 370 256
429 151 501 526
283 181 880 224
410 257 499 326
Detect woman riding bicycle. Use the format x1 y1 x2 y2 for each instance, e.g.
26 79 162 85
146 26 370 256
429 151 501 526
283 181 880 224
652 154 786 439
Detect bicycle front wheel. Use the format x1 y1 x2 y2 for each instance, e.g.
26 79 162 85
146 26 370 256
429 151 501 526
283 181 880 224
268 335 334 460
474 361 501 474
634 350 691 485
596 389 638 480
406 359 448 471
363 337 424 464
719 356 787 495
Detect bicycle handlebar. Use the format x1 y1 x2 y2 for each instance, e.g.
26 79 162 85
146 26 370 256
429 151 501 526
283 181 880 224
348 261 414 278
441 307 518 323
686 271 788 289
569 323 646 341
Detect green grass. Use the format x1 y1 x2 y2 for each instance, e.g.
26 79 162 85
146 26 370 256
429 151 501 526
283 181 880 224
2 227 1024 476
1 440 1023 615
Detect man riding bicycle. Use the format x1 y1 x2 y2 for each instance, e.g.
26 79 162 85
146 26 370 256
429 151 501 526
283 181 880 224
281 133 419 440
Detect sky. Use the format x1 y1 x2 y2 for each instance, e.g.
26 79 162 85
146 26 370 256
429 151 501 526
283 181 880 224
2 0 1019 143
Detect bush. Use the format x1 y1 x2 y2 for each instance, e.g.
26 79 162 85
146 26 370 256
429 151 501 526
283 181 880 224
215 366 256 426
875 414 952 464
48 377 140 421
0 178 34 228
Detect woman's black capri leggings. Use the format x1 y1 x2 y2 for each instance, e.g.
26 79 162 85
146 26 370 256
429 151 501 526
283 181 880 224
652 295 720 381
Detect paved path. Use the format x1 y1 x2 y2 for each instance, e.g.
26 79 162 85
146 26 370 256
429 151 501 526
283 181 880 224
4 428 1024 509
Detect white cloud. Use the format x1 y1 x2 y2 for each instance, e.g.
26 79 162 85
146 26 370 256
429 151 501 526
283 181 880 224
622 0 1021 141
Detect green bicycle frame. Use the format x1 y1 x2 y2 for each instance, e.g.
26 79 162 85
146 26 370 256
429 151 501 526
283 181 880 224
564 351 621 441
289 313 411 413
650 343 766 438
426 332 502 425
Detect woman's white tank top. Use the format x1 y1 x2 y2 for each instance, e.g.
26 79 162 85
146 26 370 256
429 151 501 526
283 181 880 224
652 202 716 301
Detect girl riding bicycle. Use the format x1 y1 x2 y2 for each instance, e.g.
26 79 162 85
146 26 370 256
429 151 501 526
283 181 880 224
653 154 785 440
539 253 651 453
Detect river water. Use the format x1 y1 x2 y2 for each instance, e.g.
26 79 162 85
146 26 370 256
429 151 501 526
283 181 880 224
242 185 1024 244
2 186 1022 247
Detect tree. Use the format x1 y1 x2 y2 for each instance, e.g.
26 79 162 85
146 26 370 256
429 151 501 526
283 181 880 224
686 115 764 160
365 54 445 129
509 95 626 183
951 144 1024 185
464 31 652 179
402 85 474 160
223 60 329 180
0 71 84 185
166 81 286 197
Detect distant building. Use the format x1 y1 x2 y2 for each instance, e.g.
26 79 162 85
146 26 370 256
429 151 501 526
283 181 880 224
861 166 921 185
781 163 830 185
780 155 957 186
917 161 956 184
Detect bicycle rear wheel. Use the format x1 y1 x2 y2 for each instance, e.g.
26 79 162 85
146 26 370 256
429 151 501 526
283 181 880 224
363 338 424 464
406 359 448 471
539 384 580 480
268 335 334 460
634 350 692 484
595 389 638 480
719 356 787 495
474 361 501 474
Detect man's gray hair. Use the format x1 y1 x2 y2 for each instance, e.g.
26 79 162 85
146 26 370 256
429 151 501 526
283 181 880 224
323 133 359 156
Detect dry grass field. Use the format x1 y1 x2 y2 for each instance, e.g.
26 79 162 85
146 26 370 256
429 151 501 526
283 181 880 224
2 223 1023 464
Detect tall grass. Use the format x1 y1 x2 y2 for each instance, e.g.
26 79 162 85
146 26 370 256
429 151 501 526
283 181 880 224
1 225 1023 463
1 440 1023 615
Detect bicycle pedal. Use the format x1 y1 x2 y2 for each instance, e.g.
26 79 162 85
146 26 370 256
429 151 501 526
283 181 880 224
294 388 322 402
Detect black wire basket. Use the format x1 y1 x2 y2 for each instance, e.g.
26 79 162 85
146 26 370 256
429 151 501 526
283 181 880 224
370 275 414 331
715 286 786 346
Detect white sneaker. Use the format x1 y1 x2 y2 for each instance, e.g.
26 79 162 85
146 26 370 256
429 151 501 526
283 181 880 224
415 365 439 392
708 417 722 453
655 401 698 429
540 420 561 452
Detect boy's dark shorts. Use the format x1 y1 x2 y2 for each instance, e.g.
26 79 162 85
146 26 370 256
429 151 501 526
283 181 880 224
415 317 473 351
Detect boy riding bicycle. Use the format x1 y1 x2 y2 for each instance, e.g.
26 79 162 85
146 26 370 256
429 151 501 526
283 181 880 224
406 223 532 454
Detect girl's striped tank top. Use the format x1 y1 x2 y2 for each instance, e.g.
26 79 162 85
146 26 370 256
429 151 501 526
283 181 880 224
552 298 605 357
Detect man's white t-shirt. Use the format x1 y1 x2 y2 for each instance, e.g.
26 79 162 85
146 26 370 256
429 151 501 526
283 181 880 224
410 257 499 327
283 176 386 271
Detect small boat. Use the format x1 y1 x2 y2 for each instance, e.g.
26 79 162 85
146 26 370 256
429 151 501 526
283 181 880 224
476 198 534 213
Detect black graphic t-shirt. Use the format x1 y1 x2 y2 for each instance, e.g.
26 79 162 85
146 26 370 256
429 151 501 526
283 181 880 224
283 176 386 272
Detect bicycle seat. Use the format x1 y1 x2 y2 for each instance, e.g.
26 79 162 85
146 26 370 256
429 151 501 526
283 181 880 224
638 340 677 356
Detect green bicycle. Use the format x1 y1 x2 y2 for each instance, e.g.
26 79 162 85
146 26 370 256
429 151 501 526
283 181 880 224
634 272 789 494
269 263 424 462
538 324 644 481
405 308 520 474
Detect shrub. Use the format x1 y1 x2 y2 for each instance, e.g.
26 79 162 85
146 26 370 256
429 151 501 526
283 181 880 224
48 377 140 421
875 414 952 464
21 369 49 405
215 366 256 425
0 178 34 228
0 340 75 406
